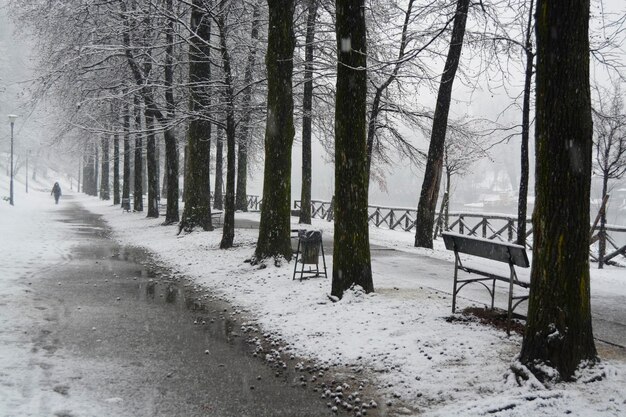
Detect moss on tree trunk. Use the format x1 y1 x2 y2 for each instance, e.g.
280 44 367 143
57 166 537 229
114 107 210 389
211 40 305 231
146 115 159 218
180 0 213 232
254 0 296 260
331 0 373 298
520 0 597 381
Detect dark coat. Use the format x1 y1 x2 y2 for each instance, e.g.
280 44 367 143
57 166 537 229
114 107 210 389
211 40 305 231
51 183 62 197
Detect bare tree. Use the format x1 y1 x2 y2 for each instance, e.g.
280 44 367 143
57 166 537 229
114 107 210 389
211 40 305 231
592 82 626 268
437 120 490 231
414 0 470 249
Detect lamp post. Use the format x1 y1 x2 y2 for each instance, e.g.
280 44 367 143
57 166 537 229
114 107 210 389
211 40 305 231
8 114 17 206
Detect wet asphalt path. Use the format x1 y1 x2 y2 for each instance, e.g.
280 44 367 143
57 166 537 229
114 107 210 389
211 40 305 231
13 201 336 417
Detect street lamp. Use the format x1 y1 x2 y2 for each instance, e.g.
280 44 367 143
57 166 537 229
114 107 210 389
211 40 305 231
8 114 18 206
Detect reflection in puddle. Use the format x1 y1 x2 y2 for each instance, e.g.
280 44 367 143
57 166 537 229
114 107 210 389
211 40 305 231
165 285 177 303
135 275 244 343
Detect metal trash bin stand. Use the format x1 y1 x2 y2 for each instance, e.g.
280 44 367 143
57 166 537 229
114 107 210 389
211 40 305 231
121 197 131 212
292 229 328 281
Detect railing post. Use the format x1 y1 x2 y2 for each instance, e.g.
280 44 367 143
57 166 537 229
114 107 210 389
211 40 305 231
389 210 395 230
482 218 487 238
508 219 514 242
459 215 464 234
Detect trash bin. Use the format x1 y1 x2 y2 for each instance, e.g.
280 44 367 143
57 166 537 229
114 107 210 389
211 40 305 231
293 229 327 280
121 197 131 212
299 230 322 264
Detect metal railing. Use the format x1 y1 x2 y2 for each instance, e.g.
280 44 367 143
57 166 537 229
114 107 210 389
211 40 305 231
294 199 626 264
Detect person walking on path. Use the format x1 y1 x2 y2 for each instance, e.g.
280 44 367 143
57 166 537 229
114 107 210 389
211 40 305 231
51 182 62 204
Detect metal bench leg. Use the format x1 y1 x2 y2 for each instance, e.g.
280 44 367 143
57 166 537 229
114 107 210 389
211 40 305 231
292 240 301 280
320 243 328 278
507 263 515 336
452 255 459 313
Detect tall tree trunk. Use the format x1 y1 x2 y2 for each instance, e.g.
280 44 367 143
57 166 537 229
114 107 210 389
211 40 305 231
100 136 110 200
520 0 597 381
141 7 158 219
217 4 237 249
82 152 88 194
163 130 179 223
87 144 97 196
598 175 609 268
94 142 99 195
134 95 144 211
299 0 318 225
156 138 160 198
142 145 148 197
444 169 451 229
83 147 95 196
162 148 168 199
331 0 373 298
123 102 131 202
517 0 534 246
414 0 469 249
254 0 296 260
77 159 80 193
180 0 213 232
82 152 88 195
235 1 261 212
163 0 179 224
113 132 120 204
146 114 159 218
214 127 224 210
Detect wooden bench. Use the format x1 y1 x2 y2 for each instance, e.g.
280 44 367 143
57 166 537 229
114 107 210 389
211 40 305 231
211 210 223 226
442 232 530 334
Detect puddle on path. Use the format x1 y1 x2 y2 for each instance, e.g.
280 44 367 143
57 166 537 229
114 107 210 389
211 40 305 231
34 199 389 417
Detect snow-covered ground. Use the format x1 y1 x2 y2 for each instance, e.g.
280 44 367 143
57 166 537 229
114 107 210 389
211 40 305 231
1 167 625 415
81 193 626 416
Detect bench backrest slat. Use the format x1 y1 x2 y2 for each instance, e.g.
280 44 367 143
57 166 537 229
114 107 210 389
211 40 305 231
442 232 529 268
